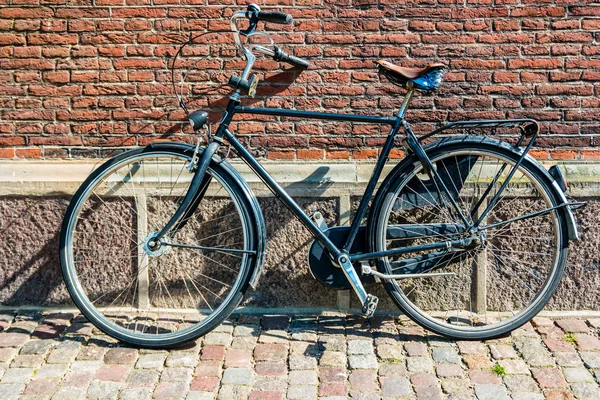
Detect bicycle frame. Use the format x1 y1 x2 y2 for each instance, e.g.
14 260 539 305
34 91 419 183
156 88 510 265
157 8 508 264
230 103 406 262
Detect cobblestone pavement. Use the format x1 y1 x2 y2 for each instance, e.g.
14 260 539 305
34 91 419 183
0 311 599 399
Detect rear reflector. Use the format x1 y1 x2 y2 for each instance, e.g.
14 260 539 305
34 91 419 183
548 165 567 192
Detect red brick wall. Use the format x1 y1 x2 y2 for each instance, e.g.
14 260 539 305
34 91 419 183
0 1 598 160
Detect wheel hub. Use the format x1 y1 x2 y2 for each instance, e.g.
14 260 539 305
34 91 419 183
143 232 171 257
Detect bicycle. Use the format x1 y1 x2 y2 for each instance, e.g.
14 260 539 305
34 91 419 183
59 4 584 348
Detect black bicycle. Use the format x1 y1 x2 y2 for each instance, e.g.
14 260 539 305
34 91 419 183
60 5 583 348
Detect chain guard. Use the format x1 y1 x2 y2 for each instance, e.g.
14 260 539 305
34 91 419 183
307 226 376 290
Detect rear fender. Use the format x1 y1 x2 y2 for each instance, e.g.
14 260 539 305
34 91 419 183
366 136 579 256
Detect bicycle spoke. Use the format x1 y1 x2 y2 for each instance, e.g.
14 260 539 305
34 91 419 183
377 146 565 338
64 151 251 344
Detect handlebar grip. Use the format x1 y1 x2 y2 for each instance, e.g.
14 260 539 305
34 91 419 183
256 11 293 24
273 46 309 69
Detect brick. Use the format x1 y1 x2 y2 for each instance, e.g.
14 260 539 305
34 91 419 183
532 368 568 388
319 382 347 397
201 345 225 361
254 344 287 362
555 319 590 333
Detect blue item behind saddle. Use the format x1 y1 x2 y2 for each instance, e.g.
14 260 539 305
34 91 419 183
411 68 446 92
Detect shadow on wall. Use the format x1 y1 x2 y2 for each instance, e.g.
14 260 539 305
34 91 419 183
0 164 344 308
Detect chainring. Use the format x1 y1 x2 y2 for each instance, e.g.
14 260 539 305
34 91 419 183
307 226 376 289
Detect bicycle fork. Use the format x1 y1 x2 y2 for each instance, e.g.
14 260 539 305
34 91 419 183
150 139 222 247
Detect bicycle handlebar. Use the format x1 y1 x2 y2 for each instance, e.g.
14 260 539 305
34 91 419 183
255 11 293 25
273 46 309 69
226 4 309 95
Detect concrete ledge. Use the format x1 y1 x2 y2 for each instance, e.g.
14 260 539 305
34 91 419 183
1 160 600 197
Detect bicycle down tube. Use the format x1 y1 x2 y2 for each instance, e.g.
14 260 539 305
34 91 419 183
229 102 474 263
231 105 400 260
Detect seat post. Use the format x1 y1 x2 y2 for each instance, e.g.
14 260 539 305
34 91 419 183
397 86 415 120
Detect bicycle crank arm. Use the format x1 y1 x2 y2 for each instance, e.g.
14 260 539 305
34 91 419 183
337 255 379 317
362 264 456 280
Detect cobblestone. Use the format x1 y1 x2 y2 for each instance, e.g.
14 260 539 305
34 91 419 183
489 344 518 359
221 367 253 385
556 319 590 333
431 347 461 364
474 383 509 400
135 352 166 369
347 340 373 355
0 314 593 398
287 384 317 400
87 380 122 398
380 376 411 397
348 353 378 370
0 383 24 399
406 356 434 372
563 367 595 383
2 367 34 383
289 370 317 385
166 351 197 368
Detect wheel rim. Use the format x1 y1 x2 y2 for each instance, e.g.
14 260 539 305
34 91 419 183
377 148 562 334
64 151 250 342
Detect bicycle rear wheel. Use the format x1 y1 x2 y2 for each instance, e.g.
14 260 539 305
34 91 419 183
60 146 258 347
370 138 569 340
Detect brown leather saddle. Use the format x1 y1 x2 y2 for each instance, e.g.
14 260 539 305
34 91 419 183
376 60 447 91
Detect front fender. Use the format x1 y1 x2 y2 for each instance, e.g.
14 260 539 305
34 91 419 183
147 142 267 288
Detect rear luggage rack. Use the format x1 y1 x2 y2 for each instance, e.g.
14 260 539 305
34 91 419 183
419 118 539 146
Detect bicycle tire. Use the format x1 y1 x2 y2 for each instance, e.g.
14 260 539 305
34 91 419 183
368 136 569 340
60 145 259 348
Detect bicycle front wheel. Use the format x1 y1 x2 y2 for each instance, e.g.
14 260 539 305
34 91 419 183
60 146 258 347
370 138 569 340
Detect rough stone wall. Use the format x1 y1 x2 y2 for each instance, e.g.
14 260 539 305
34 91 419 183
0 2 599 160
1 195 599 311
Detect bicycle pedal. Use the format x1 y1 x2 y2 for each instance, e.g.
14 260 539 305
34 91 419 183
311 211 328 231
362 294 379 318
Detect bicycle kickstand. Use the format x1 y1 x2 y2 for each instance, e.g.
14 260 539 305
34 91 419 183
336 254 379 317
